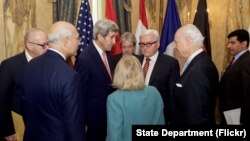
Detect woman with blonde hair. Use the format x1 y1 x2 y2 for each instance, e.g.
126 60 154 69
106 55 164 141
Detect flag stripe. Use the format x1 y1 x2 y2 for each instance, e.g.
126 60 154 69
159 0 181 54
135 0 148 55
105 0 121 55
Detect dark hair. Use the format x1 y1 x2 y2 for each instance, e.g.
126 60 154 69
227 29 249 47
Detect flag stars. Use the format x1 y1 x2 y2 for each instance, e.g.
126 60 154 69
76 0 93 56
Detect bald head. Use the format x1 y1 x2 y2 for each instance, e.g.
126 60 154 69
24 28 48 57
48 21 80 58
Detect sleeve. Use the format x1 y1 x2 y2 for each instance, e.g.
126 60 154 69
62 73 85 141
0 61 16 137
182 66 215 124
240 64 250 124
74 57 90 108
168 59 180 96
106 94 123 141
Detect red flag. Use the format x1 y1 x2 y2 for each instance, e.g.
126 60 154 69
139 0 148 28
105 0 121 55
135 0 148 55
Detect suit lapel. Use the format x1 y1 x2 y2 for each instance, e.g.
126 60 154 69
181 52 205 77
89 44 112 80
149 54 162 84
221 51 250 82
20 51 29 64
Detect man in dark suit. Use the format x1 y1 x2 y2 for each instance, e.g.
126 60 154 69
111 32 138 68
138 29 180 124
19 21 85 141
172 24 219 125
219 29 250 125
74 19 118 141
0 28 48 141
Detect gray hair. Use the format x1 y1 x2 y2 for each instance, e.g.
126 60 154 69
121 32 136 45
182 24 204 46
140 29 160 41
93 19 119 39
48 28 72 42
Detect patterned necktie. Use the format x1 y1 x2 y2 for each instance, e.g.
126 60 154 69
143 58 151 79
102 52 112 79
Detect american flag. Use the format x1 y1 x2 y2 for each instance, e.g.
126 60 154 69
76 0 93 57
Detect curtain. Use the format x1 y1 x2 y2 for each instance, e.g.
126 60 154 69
52 0 78 25
113 0 132 34
3 0 36 58
223 0 250 73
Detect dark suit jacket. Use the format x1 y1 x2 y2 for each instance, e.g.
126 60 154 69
20 50 85 141
0 52 27 137
110 53 122 69
138 53 180 124
172 51 219 125
111 53 139 68
74 42 115 141
219 51 250 125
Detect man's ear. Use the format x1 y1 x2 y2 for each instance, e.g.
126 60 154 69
240 40 248 49
25 42 33 51
97 34 104 41
62 37 69 47
185 36 192 46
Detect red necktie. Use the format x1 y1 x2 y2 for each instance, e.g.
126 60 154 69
102 52 112 79
143 58 151 79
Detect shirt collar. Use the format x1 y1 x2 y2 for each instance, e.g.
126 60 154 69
233 49 248 63
93 41 105 56
25 50 33 62
186 48 203 64
144 51 159 62
48 48 66 60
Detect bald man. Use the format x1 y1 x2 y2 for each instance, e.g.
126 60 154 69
0 28 48 141
19 21 85 141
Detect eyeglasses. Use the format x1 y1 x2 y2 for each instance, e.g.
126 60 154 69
28 41 48 49
139 41 157 48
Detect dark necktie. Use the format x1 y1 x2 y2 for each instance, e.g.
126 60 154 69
143 58 151 79
227 57 235 70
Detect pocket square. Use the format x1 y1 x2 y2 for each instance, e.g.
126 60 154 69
176 83 183 87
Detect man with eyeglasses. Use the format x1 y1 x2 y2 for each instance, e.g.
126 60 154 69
0 28 48 141
138 29 180 125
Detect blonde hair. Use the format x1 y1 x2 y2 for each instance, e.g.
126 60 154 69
112 55 145 90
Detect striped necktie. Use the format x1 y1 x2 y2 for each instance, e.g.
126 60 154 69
143 58 151 79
